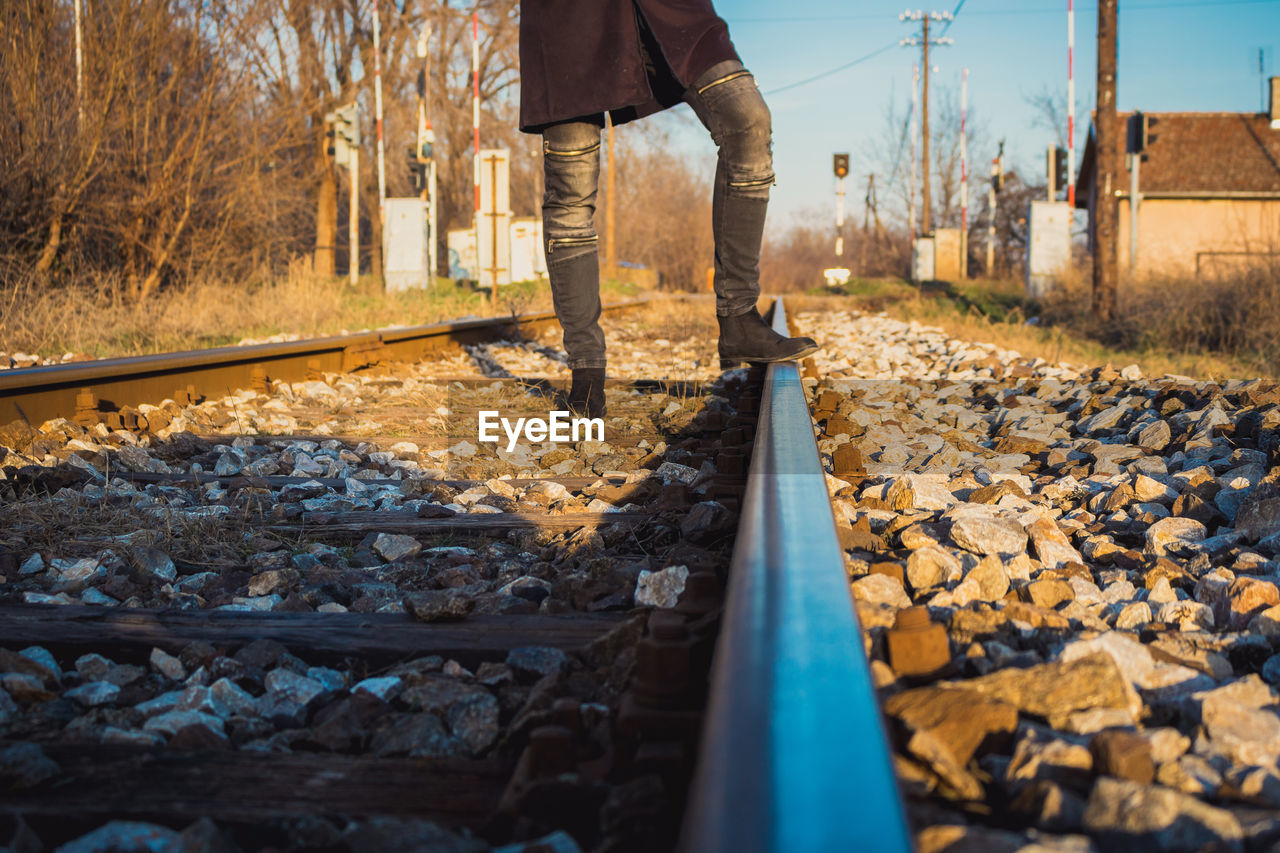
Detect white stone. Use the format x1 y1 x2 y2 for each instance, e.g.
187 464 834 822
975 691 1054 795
634 565 689 608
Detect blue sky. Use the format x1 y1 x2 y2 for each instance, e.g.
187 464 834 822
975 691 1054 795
653 0 1280 228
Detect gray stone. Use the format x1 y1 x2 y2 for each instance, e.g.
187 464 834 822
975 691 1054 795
142 710 227 740
354 676 404 703
1025 515 1084 569
1114 601 1151 631
634 564 689 608
403 590 475 622
680 501 735 542
115 445 170 474
1080 405 1129 433
1198 677 1280 766
1156 754 1222 796
74 653 113 681
1132 474 1176 504
507 646 569 680
907 545 962 591
64 681 120 707
149 647 186 681
175 685 231 718
950 516 1028 556
135 690 184 718
1156 600 1214 631
887 473 955 511
209 678 257 716
1145 517 1208 556
264 668 327 706
371 533 421 562
100 727 166 748
247 568 298 597
655 461 699 484
306 666 346 693
956 652 1137 728
851 573 912 608
1083 776 1243 852
1136 420 1172 452
370 713 464 758
1 673 54 703
131 547 176 583
445 691 500 755
969 555 1011 602
1239 494 1280 543
55 821 180 853
18 553 44 575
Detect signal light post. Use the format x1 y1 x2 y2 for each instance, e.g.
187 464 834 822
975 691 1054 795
824 154 852 287
834 153 849 258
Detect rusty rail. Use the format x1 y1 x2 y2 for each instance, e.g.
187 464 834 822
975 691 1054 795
0 299 650 427
680 298 912 852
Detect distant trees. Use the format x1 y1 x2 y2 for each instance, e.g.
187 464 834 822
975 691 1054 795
1 0 289 299
0 0 530 297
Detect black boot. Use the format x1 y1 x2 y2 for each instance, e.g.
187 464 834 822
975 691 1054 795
717 310 819 368
566 368 606 419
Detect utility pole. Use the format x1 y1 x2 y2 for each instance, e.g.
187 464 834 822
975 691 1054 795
1093 0 1118 321
909 64 918 237
987 140 1004 276
416 25 437 282
606 116 616 273
960 68 968 278
73 0 84 130
1068 0 1077 207
349 147 359 286
900 10 953 236
372 0 386 224
862 173 880 275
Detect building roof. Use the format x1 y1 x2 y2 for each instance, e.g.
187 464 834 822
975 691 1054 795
1074 111 1280 207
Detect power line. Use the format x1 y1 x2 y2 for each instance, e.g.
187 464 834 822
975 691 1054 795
762 42 898 95
733 0 1275 24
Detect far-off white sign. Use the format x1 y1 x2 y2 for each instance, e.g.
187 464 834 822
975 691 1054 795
1026 201 1072 299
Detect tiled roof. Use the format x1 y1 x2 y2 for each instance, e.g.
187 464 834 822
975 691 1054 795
1075 111 1280 203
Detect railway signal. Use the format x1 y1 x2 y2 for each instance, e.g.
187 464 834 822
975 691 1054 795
825 153 852 285
324 103 359 166
1046 145 1067 199
406 146 427 191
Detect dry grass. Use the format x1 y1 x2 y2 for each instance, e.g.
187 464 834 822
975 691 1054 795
795 265 1280 381
0 259 641 361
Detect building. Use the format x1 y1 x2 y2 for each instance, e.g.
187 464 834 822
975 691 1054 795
1075 78 1280 279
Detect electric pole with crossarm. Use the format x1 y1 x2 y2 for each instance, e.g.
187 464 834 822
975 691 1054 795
901 9 953 237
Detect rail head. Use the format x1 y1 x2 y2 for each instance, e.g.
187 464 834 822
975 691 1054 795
680 298 912 853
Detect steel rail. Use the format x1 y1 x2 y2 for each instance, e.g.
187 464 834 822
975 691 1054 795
0 299 649 427
680 298 912 852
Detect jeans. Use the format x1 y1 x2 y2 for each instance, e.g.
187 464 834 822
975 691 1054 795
541 59 773 369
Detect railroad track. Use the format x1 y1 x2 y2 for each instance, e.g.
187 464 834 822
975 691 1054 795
8 291 1271 853
0 296 907 852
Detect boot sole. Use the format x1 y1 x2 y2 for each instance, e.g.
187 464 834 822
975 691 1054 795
719 343 819 370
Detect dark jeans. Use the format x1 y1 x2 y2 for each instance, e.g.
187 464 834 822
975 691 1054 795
541 60 773 369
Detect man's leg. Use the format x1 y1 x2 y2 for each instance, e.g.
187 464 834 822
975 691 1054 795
542 118 607 416
685 61 818 365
